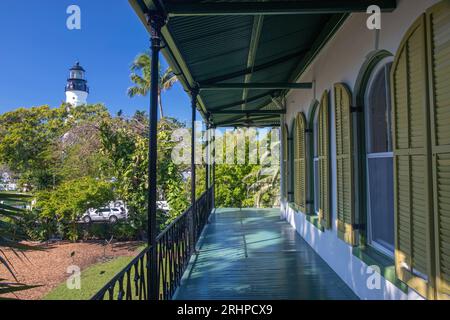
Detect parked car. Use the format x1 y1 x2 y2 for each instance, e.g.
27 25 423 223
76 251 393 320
81 206 127 224
157 201 170 214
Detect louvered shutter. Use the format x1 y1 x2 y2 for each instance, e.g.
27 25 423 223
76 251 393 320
294 113 307 212
318 91 331 229
334 83 356 245
391 14 435 299
292 120 299 205
427 1 450 300
283 124 289 200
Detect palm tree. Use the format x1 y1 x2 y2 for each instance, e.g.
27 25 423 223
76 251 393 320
243 139 281 208
0 192 41 297
0 193 31 275
127 53 178 119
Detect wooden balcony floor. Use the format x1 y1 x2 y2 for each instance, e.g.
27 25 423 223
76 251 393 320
174 208 358 300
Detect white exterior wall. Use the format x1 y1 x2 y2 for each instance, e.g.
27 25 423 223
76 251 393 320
66 90 88 107
281 0 439 300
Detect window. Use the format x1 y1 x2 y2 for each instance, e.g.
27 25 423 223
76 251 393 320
71 71 83 79
365 59 394 257
313 109 320 215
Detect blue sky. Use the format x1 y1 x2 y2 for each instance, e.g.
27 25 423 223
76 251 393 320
0 0 195 123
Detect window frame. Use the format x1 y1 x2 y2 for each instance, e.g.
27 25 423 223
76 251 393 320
313 108 320 216
363 57 395 258
306 100 320 217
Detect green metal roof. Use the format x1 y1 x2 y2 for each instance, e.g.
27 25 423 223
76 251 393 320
129 0 396 127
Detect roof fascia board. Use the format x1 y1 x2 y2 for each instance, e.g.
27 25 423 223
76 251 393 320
165 1 397 17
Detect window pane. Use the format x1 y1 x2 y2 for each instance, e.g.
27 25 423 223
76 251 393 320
314 119 319 157
367 65 393 153
314 159 319 214
368 157 394 253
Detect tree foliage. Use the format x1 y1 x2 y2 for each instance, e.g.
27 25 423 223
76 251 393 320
0 103 280 243
0 104 111 190
100 115 190 232
35 177 114 241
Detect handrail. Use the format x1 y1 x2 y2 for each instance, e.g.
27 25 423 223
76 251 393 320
91 186 214 300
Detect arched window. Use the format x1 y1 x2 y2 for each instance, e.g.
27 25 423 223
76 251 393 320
317 92 331 229
282 124 289 200
312 107 320 215
364 57 394 256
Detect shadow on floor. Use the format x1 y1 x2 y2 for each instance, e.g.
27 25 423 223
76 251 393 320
174 208 358 300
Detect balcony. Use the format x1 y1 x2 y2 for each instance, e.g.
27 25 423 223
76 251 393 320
92 189 357 300
175 208 357 300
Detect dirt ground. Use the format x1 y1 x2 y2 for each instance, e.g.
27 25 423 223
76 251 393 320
0 241 143 300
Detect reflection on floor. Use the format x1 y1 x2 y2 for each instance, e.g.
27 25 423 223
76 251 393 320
175 208 358 300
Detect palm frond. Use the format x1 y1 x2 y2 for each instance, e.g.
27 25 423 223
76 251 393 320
0 192 33 283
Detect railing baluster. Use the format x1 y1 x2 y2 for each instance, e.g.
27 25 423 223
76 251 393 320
118 275 125 300
126 270 132 300
134 263 139 298
91 187 214 300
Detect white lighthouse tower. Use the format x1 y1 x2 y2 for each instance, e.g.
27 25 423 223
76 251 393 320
65 62 89 107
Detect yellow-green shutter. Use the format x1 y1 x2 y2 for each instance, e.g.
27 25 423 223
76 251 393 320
334 83 356 245
283 124 289 200
391 14 435 299
427 1 450 300
293 119 298 206
294 113 307 212
318 91 331 229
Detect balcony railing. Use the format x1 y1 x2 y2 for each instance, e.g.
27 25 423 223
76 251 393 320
91 186 214 300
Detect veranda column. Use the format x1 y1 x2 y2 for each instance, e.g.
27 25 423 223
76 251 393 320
280 114 286 213
147 12 163 301
206 123 210 192
190 88 199 250
212 125 216 209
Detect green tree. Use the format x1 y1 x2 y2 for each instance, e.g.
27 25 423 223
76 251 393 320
127 53 178 118
0 193 31 274
213 129 280 209
100 115 189 232
0 105 66 189
243 137 280 208
35 177 114 241
157 118 190 222
0 104 111 191
0 192 37 295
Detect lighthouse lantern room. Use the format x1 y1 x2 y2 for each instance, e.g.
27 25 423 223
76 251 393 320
65 62 89 107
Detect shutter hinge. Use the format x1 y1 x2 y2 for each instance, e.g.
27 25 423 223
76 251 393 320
306 200 314 205
305 129 313 134
287 137 293 141
288 192 294 195
350 106 363 113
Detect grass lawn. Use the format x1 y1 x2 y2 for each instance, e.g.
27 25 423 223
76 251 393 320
43 256 134 300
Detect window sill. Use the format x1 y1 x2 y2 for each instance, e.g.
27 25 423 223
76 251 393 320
287 202 324 232
352 245 408 293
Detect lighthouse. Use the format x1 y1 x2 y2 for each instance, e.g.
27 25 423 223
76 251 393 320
65 62 89 107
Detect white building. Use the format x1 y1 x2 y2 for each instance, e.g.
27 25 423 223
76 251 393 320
65 62 89 107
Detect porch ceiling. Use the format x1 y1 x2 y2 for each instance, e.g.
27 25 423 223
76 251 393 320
129 0 396 127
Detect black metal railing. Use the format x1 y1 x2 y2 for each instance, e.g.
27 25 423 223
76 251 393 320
91 186 214 300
